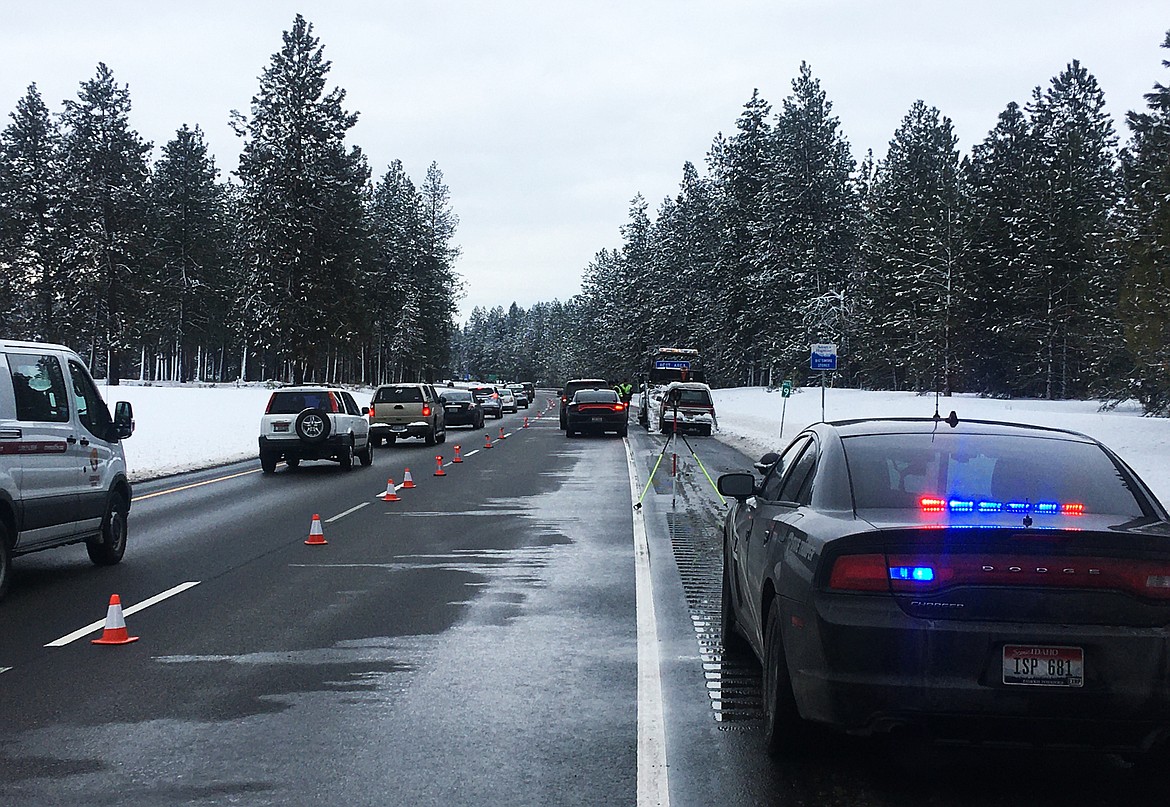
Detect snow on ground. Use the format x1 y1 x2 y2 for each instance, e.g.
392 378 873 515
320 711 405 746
103 380 1170 508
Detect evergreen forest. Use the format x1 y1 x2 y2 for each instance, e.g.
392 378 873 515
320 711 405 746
2 17 1169 416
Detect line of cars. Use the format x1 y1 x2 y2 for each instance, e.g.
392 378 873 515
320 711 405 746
258 380 538 473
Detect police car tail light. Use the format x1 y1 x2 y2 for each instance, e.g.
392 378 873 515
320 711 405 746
828 554 890 592
614 403 625 411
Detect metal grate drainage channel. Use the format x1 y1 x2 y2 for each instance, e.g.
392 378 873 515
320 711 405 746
666 512 762 729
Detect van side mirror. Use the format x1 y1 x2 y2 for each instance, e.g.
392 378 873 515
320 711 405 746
717 472 756 502
114 401 134 439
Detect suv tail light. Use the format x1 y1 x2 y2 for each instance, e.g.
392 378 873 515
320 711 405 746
368 405 375 417
422 404 432 417
265 393 277 414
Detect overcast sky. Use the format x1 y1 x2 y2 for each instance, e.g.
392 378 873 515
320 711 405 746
3 2 1168 322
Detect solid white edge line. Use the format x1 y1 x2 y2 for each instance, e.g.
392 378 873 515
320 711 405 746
45 581 201 647
327 502 369 522
626 437 670 807
464 449 480 457
0 667 12 675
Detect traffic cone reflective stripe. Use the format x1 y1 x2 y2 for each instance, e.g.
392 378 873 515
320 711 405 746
485 433 493 449
91 594 139 645
453 445 463 463
381 478 401 501
523 417 529 428
434 455 447 476
402 469 416 489
305 513 328 545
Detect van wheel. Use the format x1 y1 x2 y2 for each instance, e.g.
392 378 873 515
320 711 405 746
0 522 11 601
87 494 128 566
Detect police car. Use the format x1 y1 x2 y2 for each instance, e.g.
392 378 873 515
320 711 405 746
0 340 135 600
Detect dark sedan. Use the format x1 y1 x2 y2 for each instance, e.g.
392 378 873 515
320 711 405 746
717 416 1170 761
565 389 628 437
438 389 484 429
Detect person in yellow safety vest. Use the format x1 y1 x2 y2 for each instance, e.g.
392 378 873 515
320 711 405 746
617 382 633 404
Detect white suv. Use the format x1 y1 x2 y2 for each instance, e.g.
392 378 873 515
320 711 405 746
0 340 136 600
258 386 373 473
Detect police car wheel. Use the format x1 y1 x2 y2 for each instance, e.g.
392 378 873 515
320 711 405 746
87 494 128 566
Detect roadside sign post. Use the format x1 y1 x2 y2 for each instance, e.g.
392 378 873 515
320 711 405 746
779 379 792 438
809 344 837 422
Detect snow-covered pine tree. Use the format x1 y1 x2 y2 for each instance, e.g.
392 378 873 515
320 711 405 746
147 124 232 381
856 101 964 393
1117 31 1170 415
233 14 370 384
58 63 153 383
708 90 774 384
962 102 1033 396
1020 61 1120 400
749 63 861 385
417 162 463 379
0 84 64 341
367 160 425 383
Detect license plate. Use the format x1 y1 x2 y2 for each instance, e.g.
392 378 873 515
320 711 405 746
273 422 289 433
1002 645 1084 687
590 417 604 422
445 406 458 413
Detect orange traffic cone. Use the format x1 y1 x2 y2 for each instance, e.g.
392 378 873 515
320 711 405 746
305 513 328 545
91 594 140 645
498 426 508 440
380 477 401 502
402 468 416 489
434 455 447 476
485 433 493 449
523 417 529 428
453 445 463 463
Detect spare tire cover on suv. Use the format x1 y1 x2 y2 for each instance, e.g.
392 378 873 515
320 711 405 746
295 408 331 443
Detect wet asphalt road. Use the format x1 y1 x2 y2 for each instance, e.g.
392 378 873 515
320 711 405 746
1 397 1167 806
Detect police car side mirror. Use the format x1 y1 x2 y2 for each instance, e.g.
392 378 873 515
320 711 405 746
717 472 756 502
113 401 135 439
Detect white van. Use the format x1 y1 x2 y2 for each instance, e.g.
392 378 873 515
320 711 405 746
0 340 135 600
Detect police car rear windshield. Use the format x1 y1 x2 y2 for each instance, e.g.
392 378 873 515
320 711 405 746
842 433 1146 518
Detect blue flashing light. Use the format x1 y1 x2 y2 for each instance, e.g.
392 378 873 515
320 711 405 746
949 499 975 513
977 501 1002 513
889 566 935 582
1004 501 1030 513
1035 502 1060 514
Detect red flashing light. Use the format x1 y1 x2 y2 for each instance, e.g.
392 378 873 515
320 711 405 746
1062 503 1085 516
920 497 946 513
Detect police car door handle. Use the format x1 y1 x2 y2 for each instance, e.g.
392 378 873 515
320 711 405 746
66 435 77 444
79 437 90 446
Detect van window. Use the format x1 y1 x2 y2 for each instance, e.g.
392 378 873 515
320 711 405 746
7 354 70 423
68 359 114 438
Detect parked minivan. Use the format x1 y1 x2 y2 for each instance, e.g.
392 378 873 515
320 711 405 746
0 340 135 600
